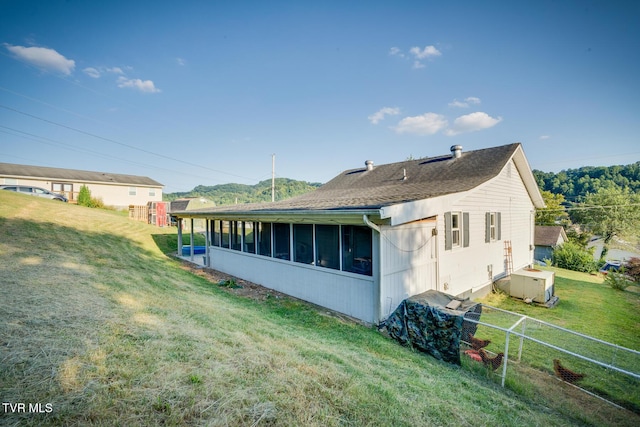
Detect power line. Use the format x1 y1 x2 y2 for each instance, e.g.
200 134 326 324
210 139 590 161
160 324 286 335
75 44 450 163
0 125 225 184
0 104 261 183
539 203 640 211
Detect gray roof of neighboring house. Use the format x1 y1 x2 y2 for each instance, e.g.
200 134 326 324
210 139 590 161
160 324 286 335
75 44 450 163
177 143 530 216
535 226 568 247
0 162 163 187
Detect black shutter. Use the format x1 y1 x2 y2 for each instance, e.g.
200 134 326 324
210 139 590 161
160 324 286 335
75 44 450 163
463 212 470 248
485 212 491 243
497 212 502 240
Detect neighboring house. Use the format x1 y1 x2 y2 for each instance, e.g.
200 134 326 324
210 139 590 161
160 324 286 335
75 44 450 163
0 162 163 209
169 197 216 230
172 143 545 324
534 226 568 261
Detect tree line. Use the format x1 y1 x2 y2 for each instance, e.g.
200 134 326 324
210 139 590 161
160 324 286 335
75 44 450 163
533 162 640 202
533 162 640 275
163 178 322 205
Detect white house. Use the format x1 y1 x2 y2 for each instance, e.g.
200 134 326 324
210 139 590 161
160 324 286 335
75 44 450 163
0 162 163 209
172 143 544 324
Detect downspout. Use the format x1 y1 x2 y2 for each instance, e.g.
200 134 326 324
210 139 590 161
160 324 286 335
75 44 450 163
433 226 440 292
363 215 382 324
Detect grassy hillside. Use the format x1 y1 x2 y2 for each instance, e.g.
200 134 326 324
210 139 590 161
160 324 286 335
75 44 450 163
0 191 637 426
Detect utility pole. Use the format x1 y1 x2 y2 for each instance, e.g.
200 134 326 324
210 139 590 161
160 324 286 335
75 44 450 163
271 154 275 202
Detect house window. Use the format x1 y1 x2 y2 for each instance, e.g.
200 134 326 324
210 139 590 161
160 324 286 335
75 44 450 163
293 224 313 264
257 222 272 257
129 187 137 196
445 211 469 250
451 212 461 247
485 212 502 242
315 225 339 270
243 222 255 253
342 225 372 276
273 223 290 260
221 220 230 248
52 183 73 199
231 221 242 251
149 188 156 197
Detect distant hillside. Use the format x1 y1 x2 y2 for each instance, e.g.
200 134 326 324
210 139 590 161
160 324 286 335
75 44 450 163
533 162 640 200
164 178 322 205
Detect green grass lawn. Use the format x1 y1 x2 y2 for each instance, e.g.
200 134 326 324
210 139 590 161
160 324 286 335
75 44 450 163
1 190 638 426
481 267 640 350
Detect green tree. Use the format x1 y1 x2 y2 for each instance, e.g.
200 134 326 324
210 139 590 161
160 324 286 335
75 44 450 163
571 187 640 260
78 185 92 207
551 241 597 273
536 190 570 226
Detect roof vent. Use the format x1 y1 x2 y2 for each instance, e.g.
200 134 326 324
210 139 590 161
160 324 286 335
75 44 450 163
450 145 463 159
365 160 374 171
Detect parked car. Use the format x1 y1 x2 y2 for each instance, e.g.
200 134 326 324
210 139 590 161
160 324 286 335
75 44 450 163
599 260 621 275
0 185 68 202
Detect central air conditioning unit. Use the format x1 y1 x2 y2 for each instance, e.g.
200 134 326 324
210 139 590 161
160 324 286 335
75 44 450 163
509 268 555 304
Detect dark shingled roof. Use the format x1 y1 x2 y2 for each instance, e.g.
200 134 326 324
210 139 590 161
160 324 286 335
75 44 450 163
0 162 163 187
535 226 568 247
183 143 522 214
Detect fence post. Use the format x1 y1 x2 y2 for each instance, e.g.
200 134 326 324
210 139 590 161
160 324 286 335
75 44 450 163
502 331 510 387
517 317 527 361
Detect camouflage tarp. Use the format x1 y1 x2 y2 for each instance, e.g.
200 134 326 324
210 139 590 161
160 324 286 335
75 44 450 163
382 290 482 364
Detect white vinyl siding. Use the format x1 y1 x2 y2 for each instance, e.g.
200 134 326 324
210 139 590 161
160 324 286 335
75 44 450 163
379 220 437 318
439 159 535 297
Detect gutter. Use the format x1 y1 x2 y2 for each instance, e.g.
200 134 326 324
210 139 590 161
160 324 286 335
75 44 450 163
363 214 382 324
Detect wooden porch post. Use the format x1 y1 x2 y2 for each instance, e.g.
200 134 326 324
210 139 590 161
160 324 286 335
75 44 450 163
190 218 195 261
177 218 183 256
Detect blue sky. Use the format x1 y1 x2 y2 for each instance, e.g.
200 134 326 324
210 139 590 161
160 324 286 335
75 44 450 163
1 1 638 193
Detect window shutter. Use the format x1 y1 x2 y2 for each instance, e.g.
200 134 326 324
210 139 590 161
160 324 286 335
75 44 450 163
463 212 470 248
485 212 491 243
444 212 452 250
497 212 502 240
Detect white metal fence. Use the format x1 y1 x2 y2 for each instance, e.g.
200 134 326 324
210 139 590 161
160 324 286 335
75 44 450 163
460 304 640 413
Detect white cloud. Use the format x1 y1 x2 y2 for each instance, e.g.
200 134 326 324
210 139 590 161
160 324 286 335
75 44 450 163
539 135 550 140
389 47 404 57
368 107 400 124
449 96 482 108
176 57 186 66
83 66 125 78
107 67 124 74
83 67 101 78
409 45 441 60
444 112 502 136
412 61 425 69
117 76 161 93
395 113 448 135
4 43 75 75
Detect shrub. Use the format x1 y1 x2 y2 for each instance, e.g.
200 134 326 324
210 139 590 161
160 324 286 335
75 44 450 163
551 242 597 273
624 257 640 283
77 185 107 209
77 185 92 207
604 268 634 291
90 197 106 209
